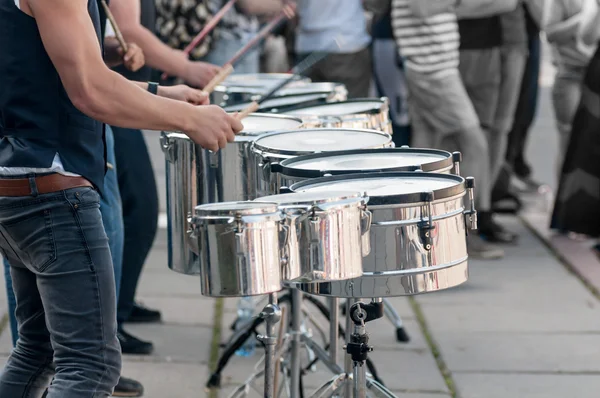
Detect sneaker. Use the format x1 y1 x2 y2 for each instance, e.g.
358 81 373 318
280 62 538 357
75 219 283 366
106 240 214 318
467 234 504 260
127 303 162 324
118 327 154 355
113 376 144 397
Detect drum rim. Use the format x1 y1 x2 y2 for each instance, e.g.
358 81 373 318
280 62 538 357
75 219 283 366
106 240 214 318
283 97 389 115
223 93 330 112
256 190 365 206
216 81 344 95
274 148 454 178
288 172 466 205
194 201 279 217
252 128 393 157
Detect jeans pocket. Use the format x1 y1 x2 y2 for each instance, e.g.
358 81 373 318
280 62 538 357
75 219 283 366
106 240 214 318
1 210 57 272
69 187 101 209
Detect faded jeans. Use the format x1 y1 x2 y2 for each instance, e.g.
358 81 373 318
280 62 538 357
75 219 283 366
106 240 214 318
0 184 121 397
3 126 124 348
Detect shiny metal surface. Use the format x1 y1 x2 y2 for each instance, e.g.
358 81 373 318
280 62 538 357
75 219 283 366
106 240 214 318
192 201 285 297
276 148 454 190
289 173 473 297
256 191 369 283
161 114 303 276
212 82 348 108
251 128 394 198
223 93 331 113
286 98 392 134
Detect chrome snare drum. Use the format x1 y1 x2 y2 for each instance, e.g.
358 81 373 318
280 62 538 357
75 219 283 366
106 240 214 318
274 148 460 190
286 98 392 133
255 191 370 283
192 202 286 297
288 172 477 297
213 82 347 108
251 128 394 198
161 114 303 276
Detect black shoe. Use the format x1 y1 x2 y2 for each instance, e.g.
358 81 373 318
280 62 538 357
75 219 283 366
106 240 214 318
492 191 522 214
127 303 162 324
478 212 518 244
113 376 144 397
118 327 154 355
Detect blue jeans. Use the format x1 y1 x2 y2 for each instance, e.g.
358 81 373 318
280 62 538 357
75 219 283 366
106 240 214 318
202 30 260 74
3 126 124 351
0 185 121 397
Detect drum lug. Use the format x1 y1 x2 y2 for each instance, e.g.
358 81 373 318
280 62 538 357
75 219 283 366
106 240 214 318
360 201 373 257
464 177 478 232
279 223 290 267
452 152 462 176
160 132 176 163
209 151 220 168
419 192 435 251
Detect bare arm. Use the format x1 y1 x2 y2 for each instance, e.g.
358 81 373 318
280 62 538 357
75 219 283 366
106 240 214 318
456 0 519 19
580 0 600 46
237 0 285 16
26 0 242 151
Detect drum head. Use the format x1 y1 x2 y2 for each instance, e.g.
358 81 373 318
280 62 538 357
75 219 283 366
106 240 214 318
257 190 363 206
289 172 465 205
288 99 385 116
253 128 392 156
224 93 329 112
279 148 452 177
223 73 310 87
195 201 279 217
241 114 304 135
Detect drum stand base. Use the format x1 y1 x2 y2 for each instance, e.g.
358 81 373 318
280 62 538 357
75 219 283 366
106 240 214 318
309 300 398 398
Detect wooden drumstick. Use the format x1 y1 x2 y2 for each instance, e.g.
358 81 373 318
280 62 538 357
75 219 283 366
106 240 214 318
101 0 128 53
234 101 260 120
202 64 235 94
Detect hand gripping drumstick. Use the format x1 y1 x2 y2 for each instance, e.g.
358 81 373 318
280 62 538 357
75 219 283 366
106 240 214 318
203 8 294 94
160 0 239 80
100 0 128 53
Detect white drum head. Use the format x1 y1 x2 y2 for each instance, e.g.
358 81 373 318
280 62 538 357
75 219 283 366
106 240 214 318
254 129 391 153
241 114 303 135
289 100 384 116
290 151 449 171
258 190 362 205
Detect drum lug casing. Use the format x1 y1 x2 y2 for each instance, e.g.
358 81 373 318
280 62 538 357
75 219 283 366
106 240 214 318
209 151 220 168
463 176 478 232
160 132 176 163
452 151 462 176
359 193 372 257
419 192 435 251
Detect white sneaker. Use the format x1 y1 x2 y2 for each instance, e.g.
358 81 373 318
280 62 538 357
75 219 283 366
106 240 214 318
467 234 504 260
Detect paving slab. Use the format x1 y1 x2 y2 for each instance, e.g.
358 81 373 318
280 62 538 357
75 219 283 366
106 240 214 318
121 359 209 398
134 296 216 327
135 267 204 298
123 323 213 364
453 373 600 398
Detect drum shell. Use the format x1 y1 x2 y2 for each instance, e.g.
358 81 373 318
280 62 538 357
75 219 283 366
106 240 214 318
280 198 369 284
288 98 392 134
194 213 284 297
251 130 395 198
289 174 469 297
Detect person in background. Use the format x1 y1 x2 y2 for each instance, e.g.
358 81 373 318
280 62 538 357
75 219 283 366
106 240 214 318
296 0 372 98
551 0 600 253
391 0 504 259
456 0 520 244
369 0 412 146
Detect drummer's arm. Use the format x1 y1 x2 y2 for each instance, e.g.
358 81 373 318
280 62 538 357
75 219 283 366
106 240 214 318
237 0 289 17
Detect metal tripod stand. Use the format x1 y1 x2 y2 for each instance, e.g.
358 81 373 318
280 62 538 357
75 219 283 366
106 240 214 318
309 299 397 398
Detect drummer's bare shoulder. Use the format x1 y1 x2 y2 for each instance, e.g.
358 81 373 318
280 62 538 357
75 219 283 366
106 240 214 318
25 0 241 151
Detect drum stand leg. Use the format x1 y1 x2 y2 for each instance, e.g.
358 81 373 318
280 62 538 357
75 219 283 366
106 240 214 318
382 299 410 343
261 293 282 398
307 300 398 398
290 288 303 398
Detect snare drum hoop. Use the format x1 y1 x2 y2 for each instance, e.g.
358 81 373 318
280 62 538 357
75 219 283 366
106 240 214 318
274 148 454 179
284 97 389 116
236 114 304 140
251 128 394 159
223 93 331 113
194 201 280 218
256 190 367 209
288 172 466 207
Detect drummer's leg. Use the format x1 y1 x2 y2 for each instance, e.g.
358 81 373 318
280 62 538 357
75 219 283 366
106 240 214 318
318 47 372 98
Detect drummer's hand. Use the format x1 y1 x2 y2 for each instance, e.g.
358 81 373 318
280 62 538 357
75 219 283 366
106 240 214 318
181 59 221 89
184 106 244 152
282 2 296 19
158 85 210 105
119 43 145 72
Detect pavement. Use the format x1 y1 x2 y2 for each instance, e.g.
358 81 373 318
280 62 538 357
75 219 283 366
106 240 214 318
2 50 600 398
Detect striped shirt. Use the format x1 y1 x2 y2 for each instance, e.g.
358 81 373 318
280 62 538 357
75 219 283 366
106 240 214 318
391 0 460 74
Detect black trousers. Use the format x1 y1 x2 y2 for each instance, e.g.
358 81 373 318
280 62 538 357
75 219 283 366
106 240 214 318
112 126 159 324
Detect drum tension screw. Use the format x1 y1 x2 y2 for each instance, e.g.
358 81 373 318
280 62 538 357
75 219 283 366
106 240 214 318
419 192 435 251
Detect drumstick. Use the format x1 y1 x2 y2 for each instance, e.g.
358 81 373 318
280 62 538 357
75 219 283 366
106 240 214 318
160 0 238 80
234 47 335 120
101 0 128 53
202 64 235 94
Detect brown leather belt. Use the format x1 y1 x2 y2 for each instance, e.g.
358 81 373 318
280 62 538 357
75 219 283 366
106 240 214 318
0 174 93 197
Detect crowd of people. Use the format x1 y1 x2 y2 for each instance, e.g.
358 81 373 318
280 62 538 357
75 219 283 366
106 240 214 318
1 0 600 397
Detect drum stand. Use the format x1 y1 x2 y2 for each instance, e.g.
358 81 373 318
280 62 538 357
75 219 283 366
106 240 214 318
309 300 397 398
